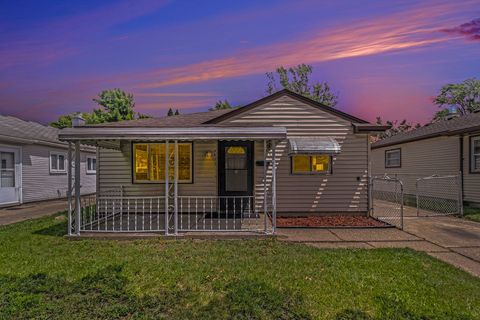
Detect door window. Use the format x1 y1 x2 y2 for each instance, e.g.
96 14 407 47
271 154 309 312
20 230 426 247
225 146 247 192
0 152 15 188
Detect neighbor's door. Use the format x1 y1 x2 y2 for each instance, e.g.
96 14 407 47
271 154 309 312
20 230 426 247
218 141 254 213
0 147 20 206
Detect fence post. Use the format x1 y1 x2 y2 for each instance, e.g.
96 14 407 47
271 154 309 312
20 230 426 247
458 172 464 217
399 180 404 230
415 178 420 217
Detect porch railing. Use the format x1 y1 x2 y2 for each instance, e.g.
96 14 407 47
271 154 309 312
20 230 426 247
79 194 272 233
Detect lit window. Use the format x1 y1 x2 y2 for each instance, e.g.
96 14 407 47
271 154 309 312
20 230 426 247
50 152 67 173
471 136 480 172
87 157 96 174
385 149 401 168
291 155 330 174
133 143 192 183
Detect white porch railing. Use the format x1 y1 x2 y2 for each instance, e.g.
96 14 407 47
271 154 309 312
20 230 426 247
78 194 272 233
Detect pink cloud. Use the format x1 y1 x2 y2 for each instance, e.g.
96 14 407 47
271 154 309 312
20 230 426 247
135 1 476 89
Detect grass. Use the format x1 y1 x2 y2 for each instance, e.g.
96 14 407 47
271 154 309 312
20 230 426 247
464 206 480 223
0 214 480 319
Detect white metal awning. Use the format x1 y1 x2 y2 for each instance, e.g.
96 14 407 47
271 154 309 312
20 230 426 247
58 126 287 142
288 137 341 154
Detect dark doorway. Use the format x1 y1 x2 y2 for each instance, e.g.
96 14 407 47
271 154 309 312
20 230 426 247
218 141 254 215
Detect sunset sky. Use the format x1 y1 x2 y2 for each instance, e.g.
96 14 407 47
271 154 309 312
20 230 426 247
0 0 479 124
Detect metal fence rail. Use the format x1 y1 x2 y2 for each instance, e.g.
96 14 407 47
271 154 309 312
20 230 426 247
370 175 404 229
78 195 271 233
416 174 463 217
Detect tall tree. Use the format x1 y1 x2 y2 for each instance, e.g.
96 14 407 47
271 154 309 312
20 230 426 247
167 108 174 116
92 88 135 122
266 64 338 107
50 89 149 128
209 100 234 111
433 78 480 121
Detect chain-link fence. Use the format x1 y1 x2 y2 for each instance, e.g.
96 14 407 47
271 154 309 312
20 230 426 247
370 176 404 229
416 175 463 217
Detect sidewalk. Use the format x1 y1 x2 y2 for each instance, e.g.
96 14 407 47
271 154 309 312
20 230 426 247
0 199 66 226
277 223 480 277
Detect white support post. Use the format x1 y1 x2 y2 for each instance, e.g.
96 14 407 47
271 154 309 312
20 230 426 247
174 140 179 235
74 141 81 235
263 139 268 233
164 140 169 235
67 142 73 235
271 140 277 233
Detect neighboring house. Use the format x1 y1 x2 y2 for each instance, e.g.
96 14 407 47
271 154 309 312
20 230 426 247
371 111 480 207
59 90 387 235
0 115 96 207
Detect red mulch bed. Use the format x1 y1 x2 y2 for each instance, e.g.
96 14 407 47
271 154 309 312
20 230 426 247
277 216 388 227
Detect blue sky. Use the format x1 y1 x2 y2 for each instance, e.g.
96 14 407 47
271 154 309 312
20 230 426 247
0 0 479 124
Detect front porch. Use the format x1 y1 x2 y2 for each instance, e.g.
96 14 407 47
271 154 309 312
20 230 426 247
60 126 287 236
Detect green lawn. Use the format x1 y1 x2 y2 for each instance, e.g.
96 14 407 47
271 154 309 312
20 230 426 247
1 214 480 319
464 206 480 223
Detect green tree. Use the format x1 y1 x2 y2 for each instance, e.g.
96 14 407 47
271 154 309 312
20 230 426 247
209 100 234 111
50 89 150 128
433 78 480 121
174 109 180 116
266 64 338 107
167 108 174 116
92 88 135 122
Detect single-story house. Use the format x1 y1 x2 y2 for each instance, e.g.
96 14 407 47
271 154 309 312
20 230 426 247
0 115 96 207
59 89 387 235
371 111 480 207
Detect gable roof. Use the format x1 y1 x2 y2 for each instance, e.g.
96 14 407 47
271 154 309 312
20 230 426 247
0 115 64 147
372 111 480 149
204 89 370 124
82 89 385 131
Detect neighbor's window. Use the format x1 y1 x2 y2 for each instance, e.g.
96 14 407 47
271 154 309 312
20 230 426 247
385 149 401 168
50 152 66 173
87 157 96 174
133 143 192 183
471 136 480 172
291 155 330 174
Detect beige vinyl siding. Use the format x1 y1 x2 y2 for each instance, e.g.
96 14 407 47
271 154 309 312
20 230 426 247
98 141 217 197
463 134 480 205
371 136 460 197
21 144 96 203
224 95 369 215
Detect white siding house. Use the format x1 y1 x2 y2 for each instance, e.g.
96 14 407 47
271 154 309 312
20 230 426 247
0 115 96 207
371 112 480 207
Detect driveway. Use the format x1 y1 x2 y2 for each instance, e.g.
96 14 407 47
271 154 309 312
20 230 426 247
277 216 480 277
0 199 66 226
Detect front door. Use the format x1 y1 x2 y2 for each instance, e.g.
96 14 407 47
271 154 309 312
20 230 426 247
218 141 254 214
0 147 20 206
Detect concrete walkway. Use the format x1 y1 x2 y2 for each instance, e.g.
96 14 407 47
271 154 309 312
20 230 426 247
0 199 66 226
278 217 480 277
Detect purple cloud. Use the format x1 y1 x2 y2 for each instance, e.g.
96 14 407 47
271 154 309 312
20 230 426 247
442 18 480 41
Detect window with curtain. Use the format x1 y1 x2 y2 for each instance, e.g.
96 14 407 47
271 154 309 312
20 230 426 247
133 143 192 183
291 155 331 174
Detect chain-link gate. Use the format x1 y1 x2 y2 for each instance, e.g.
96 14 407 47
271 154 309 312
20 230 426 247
416 174 463 217
370 176 404 229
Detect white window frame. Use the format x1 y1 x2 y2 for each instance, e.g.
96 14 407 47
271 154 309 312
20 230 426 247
471 136 480 173
86 156 96 174
385 148 401 168
50 151 67 174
